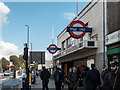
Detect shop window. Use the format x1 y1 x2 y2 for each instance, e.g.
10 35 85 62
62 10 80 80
67 37 76 48
62 41 65 50
66 37 70 48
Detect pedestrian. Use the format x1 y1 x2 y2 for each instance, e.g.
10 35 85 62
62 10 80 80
69 66 79 90
101 65 108 82
59 69 65 88
81 66 90 89
77 67 81 79
67 67 73 90
36 70 39 77
103 61 120 90
40 66 51 90
54 68 63 90
85 64 101 90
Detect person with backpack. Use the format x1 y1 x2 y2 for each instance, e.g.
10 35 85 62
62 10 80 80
85 64 101 90
40 66 51 90
54 68 63 90
103 61 120 90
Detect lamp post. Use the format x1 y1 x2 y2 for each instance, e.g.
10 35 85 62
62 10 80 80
25 25 29 89
25 25 29 48
30 42 32 64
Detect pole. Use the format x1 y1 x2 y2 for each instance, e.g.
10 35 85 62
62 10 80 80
30 42 32 64
52 25 54 44
26 54 29 89
25 25 29 89
52 26 54 68
76 0 78 17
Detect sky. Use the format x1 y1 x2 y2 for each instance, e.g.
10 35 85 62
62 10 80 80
0 1 89 60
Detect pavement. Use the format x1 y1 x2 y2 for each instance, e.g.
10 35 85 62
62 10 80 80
0 73 22 90
31 76 68 90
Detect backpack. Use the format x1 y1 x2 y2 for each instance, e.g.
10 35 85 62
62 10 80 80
56 73 59 82
89 70 99 83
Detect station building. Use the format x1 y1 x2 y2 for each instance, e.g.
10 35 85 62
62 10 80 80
53 0 120 78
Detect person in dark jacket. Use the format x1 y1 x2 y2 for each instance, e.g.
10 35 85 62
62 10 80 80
67 67 73 90
69 66 79 90
85 64 101 90
54 68 63 90
81 66 90 89
103 61 120 90
40 66 51 90
101 65 108 82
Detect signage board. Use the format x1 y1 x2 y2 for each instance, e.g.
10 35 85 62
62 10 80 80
67 27 92 32
30 51 45 64
67 20 86 39
67 21 92 39
106 30 120 45
47 44 61 54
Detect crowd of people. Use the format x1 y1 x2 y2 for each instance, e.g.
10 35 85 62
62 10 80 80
39 60 120 90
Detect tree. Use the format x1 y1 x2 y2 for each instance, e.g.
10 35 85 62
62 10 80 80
1 58 9 70
9 55 25 70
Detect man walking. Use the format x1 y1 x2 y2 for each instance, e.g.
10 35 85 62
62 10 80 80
40 66 51 90
103 61 120 90
85 64 101 90
54 68 63 90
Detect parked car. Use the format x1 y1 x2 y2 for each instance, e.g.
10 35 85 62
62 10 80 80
4 70 11 76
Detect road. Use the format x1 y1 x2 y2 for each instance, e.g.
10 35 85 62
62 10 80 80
0 73 13 84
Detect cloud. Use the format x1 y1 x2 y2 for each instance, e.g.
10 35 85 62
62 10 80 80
0 2 10 27
0 2 10 40
0 3 22 60
0 40 22 60
64 12 75 20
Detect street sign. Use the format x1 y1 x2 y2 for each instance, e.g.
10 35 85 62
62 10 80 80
67 20 92 39
30 51 45 64
47 44 61 54
67 27 92 32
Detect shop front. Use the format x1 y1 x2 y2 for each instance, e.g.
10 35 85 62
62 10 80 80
106 30 120 70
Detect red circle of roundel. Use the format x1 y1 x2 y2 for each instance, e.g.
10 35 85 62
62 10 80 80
48 44 58 54
69 21 86 39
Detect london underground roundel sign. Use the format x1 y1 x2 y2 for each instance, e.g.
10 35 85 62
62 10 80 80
47 44 61 54
69 21 86 39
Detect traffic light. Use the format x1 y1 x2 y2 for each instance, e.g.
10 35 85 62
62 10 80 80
23 44 28 60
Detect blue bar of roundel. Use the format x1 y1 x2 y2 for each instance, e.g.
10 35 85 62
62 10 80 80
47 48 61 50
67 27 92 32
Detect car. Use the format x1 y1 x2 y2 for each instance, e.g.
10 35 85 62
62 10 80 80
4 70 11 76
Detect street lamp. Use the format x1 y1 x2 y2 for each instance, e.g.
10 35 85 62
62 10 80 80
30 42 32 64
24 25 29 89
25 25 29 48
